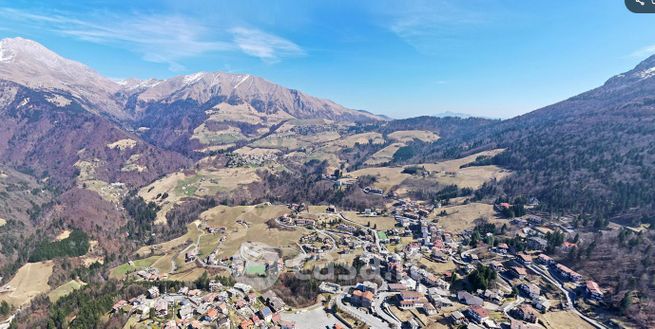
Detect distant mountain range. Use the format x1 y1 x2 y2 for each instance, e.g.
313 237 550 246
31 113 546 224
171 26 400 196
0 37 385 179
0 37 382 122
432 111 473 118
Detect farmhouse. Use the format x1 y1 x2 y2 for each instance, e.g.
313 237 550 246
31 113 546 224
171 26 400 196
154 299 169 317
465 305 490 324
585 280 603 301
516 254 533 265
351 289 374 308
555 263 582 281
398 290 424 309
512 304 538 324
537 254 554 265
510 266 528 279
519 283 541 299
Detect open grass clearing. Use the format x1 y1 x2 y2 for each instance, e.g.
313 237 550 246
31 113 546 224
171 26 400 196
349 166 408 192
205 102 292 127
139 168 263 224
167 268 206 282
540 311 595 329
332 132 385 147
341 211 397 230
136 222 203 257
54 229 71 241
423 165 510 190
253 131 341 150
109 255 161 280
150 253 176 275
418 257 457 274
387 130 439 143
48 279 86 303
200 204 305 258
81 255 104 267
198 233 221 258
351 149 510 194
235 146 282 156
192 123 248 145
106 138 137 150
0 261 54 306
432 202 502 233
364 142 405 165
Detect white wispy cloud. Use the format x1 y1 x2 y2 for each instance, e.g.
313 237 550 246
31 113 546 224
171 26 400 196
376 0 492 54
631 45 655 59
0 7 303 70
230 27 304 62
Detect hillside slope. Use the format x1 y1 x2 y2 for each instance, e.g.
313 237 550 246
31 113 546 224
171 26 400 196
403 56 655 221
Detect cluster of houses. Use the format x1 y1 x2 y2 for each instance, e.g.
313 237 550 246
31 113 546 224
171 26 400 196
362 186 384 195
275 214 316 228
298 232 334 254
135 267 164 281
226 152 277 168
112 281 296 329
323 194 609 328
114 191 608 328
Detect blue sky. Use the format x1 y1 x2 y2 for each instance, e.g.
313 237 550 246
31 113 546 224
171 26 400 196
0 0 654 118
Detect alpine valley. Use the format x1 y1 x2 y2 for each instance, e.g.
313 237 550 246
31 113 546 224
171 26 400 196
1 37 655 329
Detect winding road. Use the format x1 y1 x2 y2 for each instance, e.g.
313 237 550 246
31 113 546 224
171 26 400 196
527 264 606 329
335 291 390 329
371 291 402 329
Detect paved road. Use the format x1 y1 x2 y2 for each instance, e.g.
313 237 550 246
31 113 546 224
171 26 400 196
339 213 382 252
527 264 606 329
336 292 390 329
502 296 524 317
371 292 402 329
315 229 338 253
460 247 481 262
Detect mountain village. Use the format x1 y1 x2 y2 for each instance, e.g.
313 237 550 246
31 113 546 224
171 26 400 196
106 187 606 329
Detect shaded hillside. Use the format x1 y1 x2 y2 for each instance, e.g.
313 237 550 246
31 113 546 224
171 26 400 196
558 229 655 327
0 80 189 189
399 56 655 221
0 166 52 272
351 116 496 139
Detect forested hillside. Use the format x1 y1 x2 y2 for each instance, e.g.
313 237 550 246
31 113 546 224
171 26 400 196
396 56 655 222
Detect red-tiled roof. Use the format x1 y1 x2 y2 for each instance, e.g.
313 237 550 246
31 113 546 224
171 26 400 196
470 305 489 318
586 280 602 294
518 254 533 262
512 266 528 276
361 291 374 301
400 290 422 299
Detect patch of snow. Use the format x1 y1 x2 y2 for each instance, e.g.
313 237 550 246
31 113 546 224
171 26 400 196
637 67 655 79
0 41 15 63
140 79 161 88
234 75 250 89
115 78 161 90
183 72 205 85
